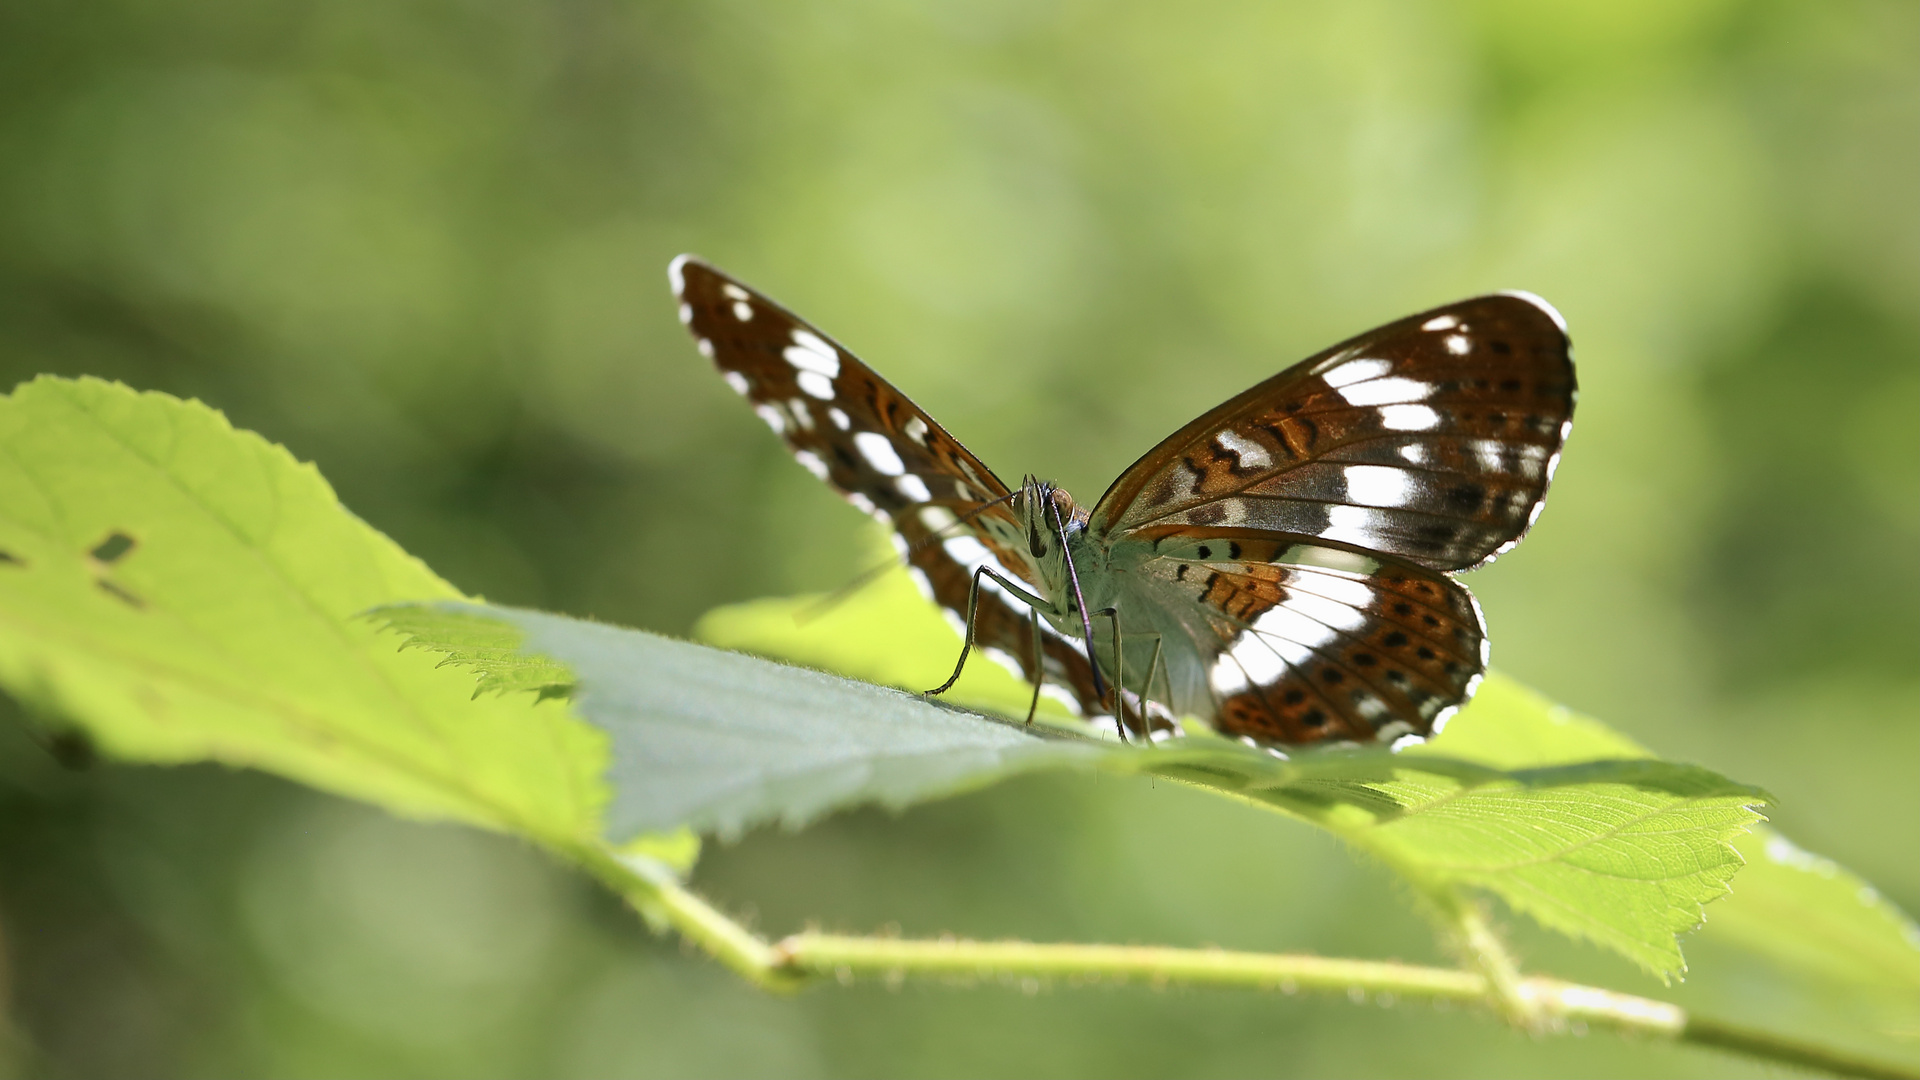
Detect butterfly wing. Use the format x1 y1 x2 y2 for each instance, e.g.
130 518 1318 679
1091 293 1575 573
1094 293 1573 746
1122 531 1484 745
672 256 1106 717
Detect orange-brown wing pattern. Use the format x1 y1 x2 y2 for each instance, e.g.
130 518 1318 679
1092 294 1575 573
1130 529 1485 745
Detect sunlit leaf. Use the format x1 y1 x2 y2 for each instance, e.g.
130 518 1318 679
0 376 607 843
687 556 1778 978
402 593 1768 978
1096 734 1763 978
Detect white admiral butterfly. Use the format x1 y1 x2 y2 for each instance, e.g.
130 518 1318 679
672 256 1574 747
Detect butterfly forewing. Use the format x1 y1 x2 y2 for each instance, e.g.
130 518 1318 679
1092 293 1575 573
672 256 1107 718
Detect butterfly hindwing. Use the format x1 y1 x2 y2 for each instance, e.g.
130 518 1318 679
1091 293 1575 573
672 256 1107 718
1127 530 1484 745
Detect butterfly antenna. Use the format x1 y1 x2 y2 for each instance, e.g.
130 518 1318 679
796 490 1022 624
1049 496 1117 739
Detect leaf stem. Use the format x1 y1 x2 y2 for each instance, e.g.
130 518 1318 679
578 846 801 991
771 934 1915 1078
775 933 1483 998
1423 884 1538 1027
582 854 1917 1079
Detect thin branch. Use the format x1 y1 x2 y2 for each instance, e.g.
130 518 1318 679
1677 1016 1920 1080
584 852 1919 1080
776 933 1483 998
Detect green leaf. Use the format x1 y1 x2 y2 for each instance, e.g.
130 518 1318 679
373 602 577 700
694 547 1080 725
6 377 1897 993
1686 827 1920 1047
1705 827 1920 991
684 553 1778 978
400 594 1767 979
0 376 606 844
1096 735 1763 978
384 602 1104 841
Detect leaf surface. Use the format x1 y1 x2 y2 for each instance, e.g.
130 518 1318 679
403 592 1768 978
687 557 1780 978
410 603 1103 841
0 377 605 843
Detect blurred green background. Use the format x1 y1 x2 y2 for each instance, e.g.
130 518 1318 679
1 0 1915 1076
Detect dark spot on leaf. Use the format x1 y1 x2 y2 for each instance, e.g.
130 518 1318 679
90 532 136 563
96 579 145 609
41 729 96 771
0 549 23 567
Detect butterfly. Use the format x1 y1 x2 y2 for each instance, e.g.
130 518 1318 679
670 255 1575 749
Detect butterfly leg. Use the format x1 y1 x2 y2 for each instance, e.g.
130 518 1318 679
1094 607 1131 743
1096 614 1170 743
926 564 1049 698
1024 607 1044 726
1142 634 1166 740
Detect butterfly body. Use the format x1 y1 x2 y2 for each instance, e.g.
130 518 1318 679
671 255 1574 749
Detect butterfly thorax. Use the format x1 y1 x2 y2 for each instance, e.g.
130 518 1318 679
1016 476 1184 718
